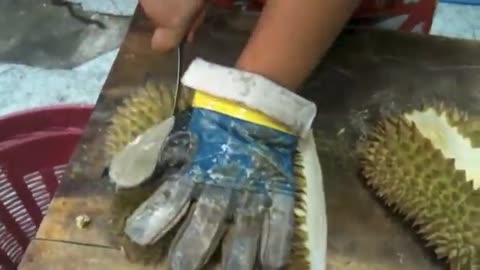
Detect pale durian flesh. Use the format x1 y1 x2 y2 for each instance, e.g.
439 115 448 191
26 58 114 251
360 105 480 269
104 81 327 269
104 79 191 160
109 116 175 188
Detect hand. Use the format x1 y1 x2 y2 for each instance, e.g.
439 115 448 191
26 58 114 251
112 58 317 269
125 105 298 269
139 0 206 51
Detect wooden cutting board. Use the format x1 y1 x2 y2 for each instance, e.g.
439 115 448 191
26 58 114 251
18 4 480 270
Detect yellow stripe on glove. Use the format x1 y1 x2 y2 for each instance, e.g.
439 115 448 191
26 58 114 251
192 91 293 135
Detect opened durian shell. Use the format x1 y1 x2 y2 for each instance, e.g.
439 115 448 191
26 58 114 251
104 79 192 160
104 80 327 269
105 79 193 265
359 104 480 269
290 130 328 270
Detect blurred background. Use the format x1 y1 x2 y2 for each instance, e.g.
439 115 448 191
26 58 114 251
0 0 479 117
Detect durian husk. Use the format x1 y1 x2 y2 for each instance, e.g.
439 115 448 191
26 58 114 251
289 152 311 269
105 81 326 269
288 129 327 270
358 105 480 270
425 103 480 148
104 79 192 160
106 79 192 265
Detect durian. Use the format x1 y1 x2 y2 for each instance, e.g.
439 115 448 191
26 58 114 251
105 79 192 265
359 104 480 269
105 80 327 269
289 130 327 270
104 79 191 160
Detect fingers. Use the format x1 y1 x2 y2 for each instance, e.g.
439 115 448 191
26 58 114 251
158 131 197 175
139 0 166 26
151 27 184 52
139 0 206 51
221 192 265 270
260 193 296 269
168 185 233 270
140 0 196 27
124 175 195 246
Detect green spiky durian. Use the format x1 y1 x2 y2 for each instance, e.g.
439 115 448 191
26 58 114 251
105 81 327 269
359 104 480 269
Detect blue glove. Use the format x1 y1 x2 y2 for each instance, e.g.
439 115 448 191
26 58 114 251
122 58 317 270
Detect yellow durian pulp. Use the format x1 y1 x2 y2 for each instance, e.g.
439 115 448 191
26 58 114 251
104 81 327 269
359 105 480 269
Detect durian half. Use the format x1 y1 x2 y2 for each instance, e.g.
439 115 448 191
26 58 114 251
104 79 192 160
104 79 328 269
359 104 480 269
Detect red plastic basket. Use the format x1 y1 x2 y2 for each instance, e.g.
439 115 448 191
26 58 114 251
0 105 93 270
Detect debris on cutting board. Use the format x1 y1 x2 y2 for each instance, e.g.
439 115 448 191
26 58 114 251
76 214 91 229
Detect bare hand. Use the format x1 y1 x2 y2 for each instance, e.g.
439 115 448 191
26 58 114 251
140 0 206 52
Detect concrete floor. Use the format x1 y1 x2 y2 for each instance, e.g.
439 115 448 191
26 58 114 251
1 1 480 117
431 2 480 39
0 0 132 116
0 0 132 68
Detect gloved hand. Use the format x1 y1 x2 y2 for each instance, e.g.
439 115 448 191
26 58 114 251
119 58 317 269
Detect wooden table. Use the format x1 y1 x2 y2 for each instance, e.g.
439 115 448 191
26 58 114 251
18 5 480 270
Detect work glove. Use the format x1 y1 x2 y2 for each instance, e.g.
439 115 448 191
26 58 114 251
111 58 317 269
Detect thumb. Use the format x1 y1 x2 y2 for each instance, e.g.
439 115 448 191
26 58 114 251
151 27 184 52
149 3 207 51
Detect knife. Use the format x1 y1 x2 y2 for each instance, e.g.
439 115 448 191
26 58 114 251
172 38 186 115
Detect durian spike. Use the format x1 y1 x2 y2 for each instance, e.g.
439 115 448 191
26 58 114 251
104 79 192 160
287 129 327 270
107 79 192 265
287 151 310 270
359 104 480 270
449 255 480 270
456 116 480 147
106 79 325 269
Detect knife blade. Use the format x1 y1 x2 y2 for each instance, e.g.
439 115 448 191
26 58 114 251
172 39 186 115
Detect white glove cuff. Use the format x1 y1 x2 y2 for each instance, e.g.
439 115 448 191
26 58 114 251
181 58 317 138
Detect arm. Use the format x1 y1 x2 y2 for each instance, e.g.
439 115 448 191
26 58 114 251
236 0 359 90
140 0 358 90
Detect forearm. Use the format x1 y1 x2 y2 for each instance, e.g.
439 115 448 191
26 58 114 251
236 0 359 91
